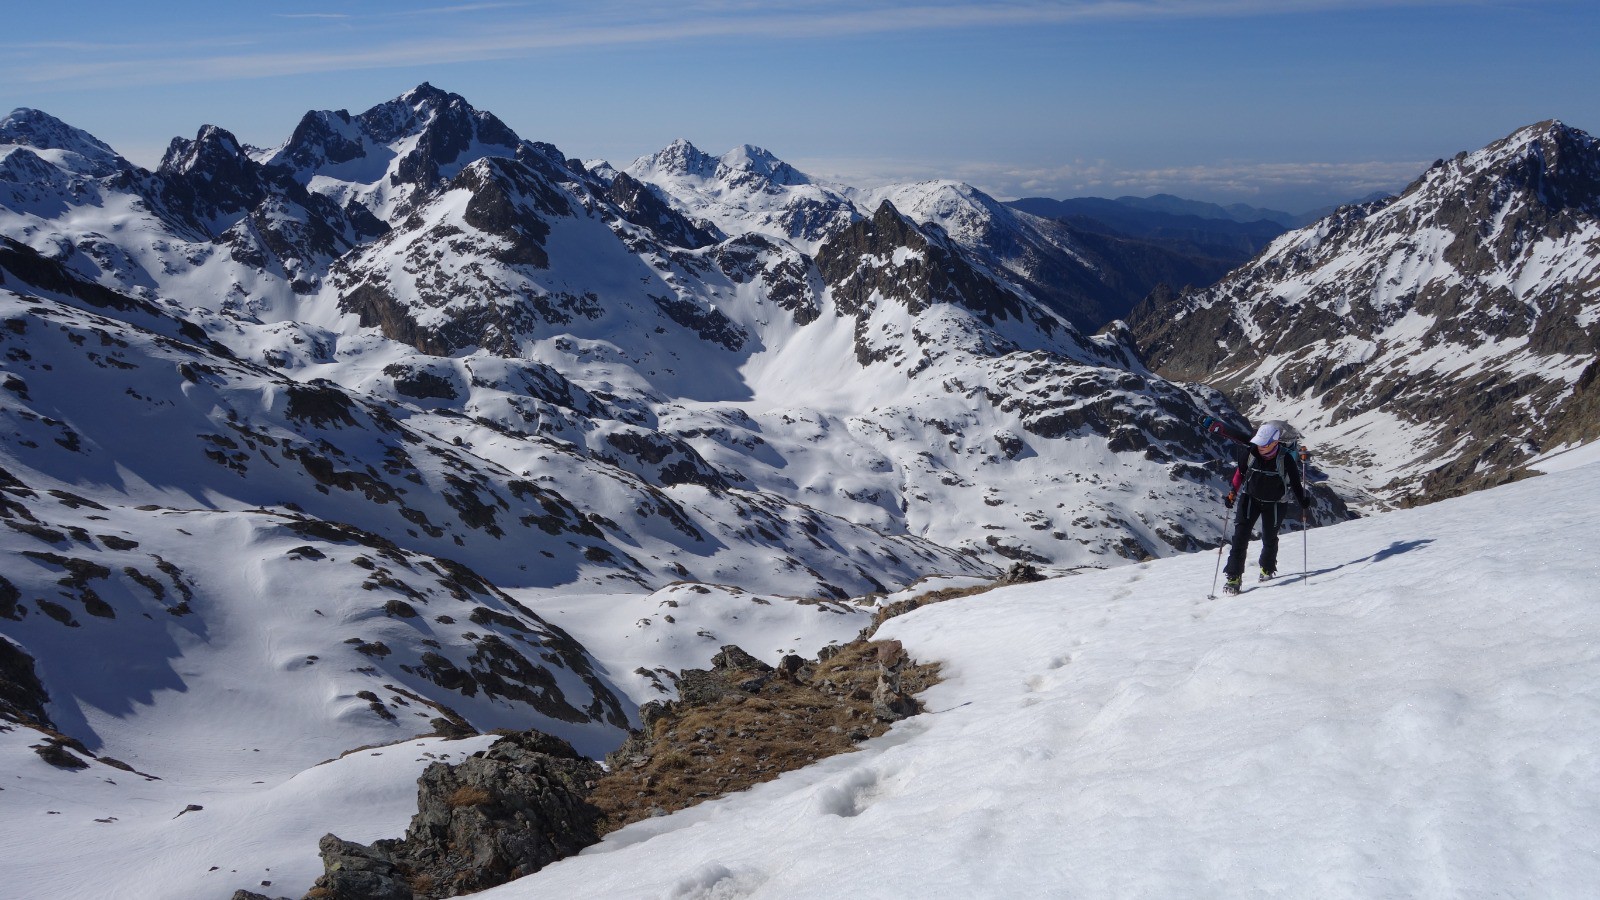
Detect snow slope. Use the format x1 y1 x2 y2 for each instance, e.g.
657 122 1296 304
485 459 1600 899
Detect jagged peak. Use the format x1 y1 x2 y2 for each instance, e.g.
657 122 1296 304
399 81 460 112
357 83 505 146
871 198 907 221
1390 118 1600 216
263 108 363 168
1455 119 1600 174
635 138 719 179
158 124 249 175
859 198 937 247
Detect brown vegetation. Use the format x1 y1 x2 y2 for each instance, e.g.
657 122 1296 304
581 568 1038 836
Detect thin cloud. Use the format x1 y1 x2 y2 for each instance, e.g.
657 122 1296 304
402 2 530 13
9 0 1493 91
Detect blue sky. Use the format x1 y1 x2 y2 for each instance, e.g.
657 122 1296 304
4 0 1597 212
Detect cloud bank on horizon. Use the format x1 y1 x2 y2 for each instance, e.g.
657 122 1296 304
4 0 1595 212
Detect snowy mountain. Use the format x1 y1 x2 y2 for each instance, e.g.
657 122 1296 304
621 140 1197 329
0 84 1267 810
0 107 132 178
5 82 1595 899
2 86 1261 577
0 84 1342 897
1130 121 1600 506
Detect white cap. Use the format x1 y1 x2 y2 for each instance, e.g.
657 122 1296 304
1250 421 1284 447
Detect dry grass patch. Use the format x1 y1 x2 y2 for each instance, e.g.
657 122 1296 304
588 569 1041 836
445 785 492 808
588 639 939 835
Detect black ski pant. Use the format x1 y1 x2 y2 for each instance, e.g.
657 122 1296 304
1225 495 1285 579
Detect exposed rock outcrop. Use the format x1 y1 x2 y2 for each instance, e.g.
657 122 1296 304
305 731 602 899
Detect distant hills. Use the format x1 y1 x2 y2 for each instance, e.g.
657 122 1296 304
1006 191 1396 282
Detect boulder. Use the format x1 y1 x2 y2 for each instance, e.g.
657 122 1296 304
306 731 604 899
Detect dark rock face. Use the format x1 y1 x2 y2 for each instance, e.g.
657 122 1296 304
396 87 521 190
1130 121 1600 503
817 201 1063 368
280 109 367 171
457 159 563 267
384 363 463 401
870 640 918 722
996 562 1047 585
602 171 721 250
310 835 414 900
0 638 52 729
599 427 730 490
710 234 820 325
334 154 608 358
307 731 603 900
154 125 271 235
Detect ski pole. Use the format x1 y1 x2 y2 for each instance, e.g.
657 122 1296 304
1301 455 1309 586
1209 499 1233 599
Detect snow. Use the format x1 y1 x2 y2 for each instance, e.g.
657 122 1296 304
482 460 1600 900
1 731 495 900
1530 440 1600 473
513 584 873 710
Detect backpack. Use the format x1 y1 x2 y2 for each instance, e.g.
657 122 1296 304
1243 443 1298 502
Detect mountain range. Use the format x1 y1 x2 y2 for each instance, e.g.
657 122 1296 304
3 82 1597 898
0 81 1295 868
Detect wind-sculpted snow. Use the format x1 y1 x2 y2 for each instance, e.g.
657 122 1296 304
1132 120 1600 506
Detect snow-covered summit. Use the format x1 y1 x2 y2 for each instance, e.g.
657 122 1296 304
623 139 859 250
862 179 1017 245
1445 118 1600 202
635 137 720 179
0 107 130 178
255 82 527 226
717 143 812 188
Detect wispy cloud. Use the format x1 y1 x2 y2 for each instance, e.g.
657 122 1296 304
402 2 529 13
9 0 1484 91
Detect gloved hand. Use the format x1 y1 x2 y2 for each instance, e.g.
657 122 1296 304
1298 492 1312 509
1224 492 1235 510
